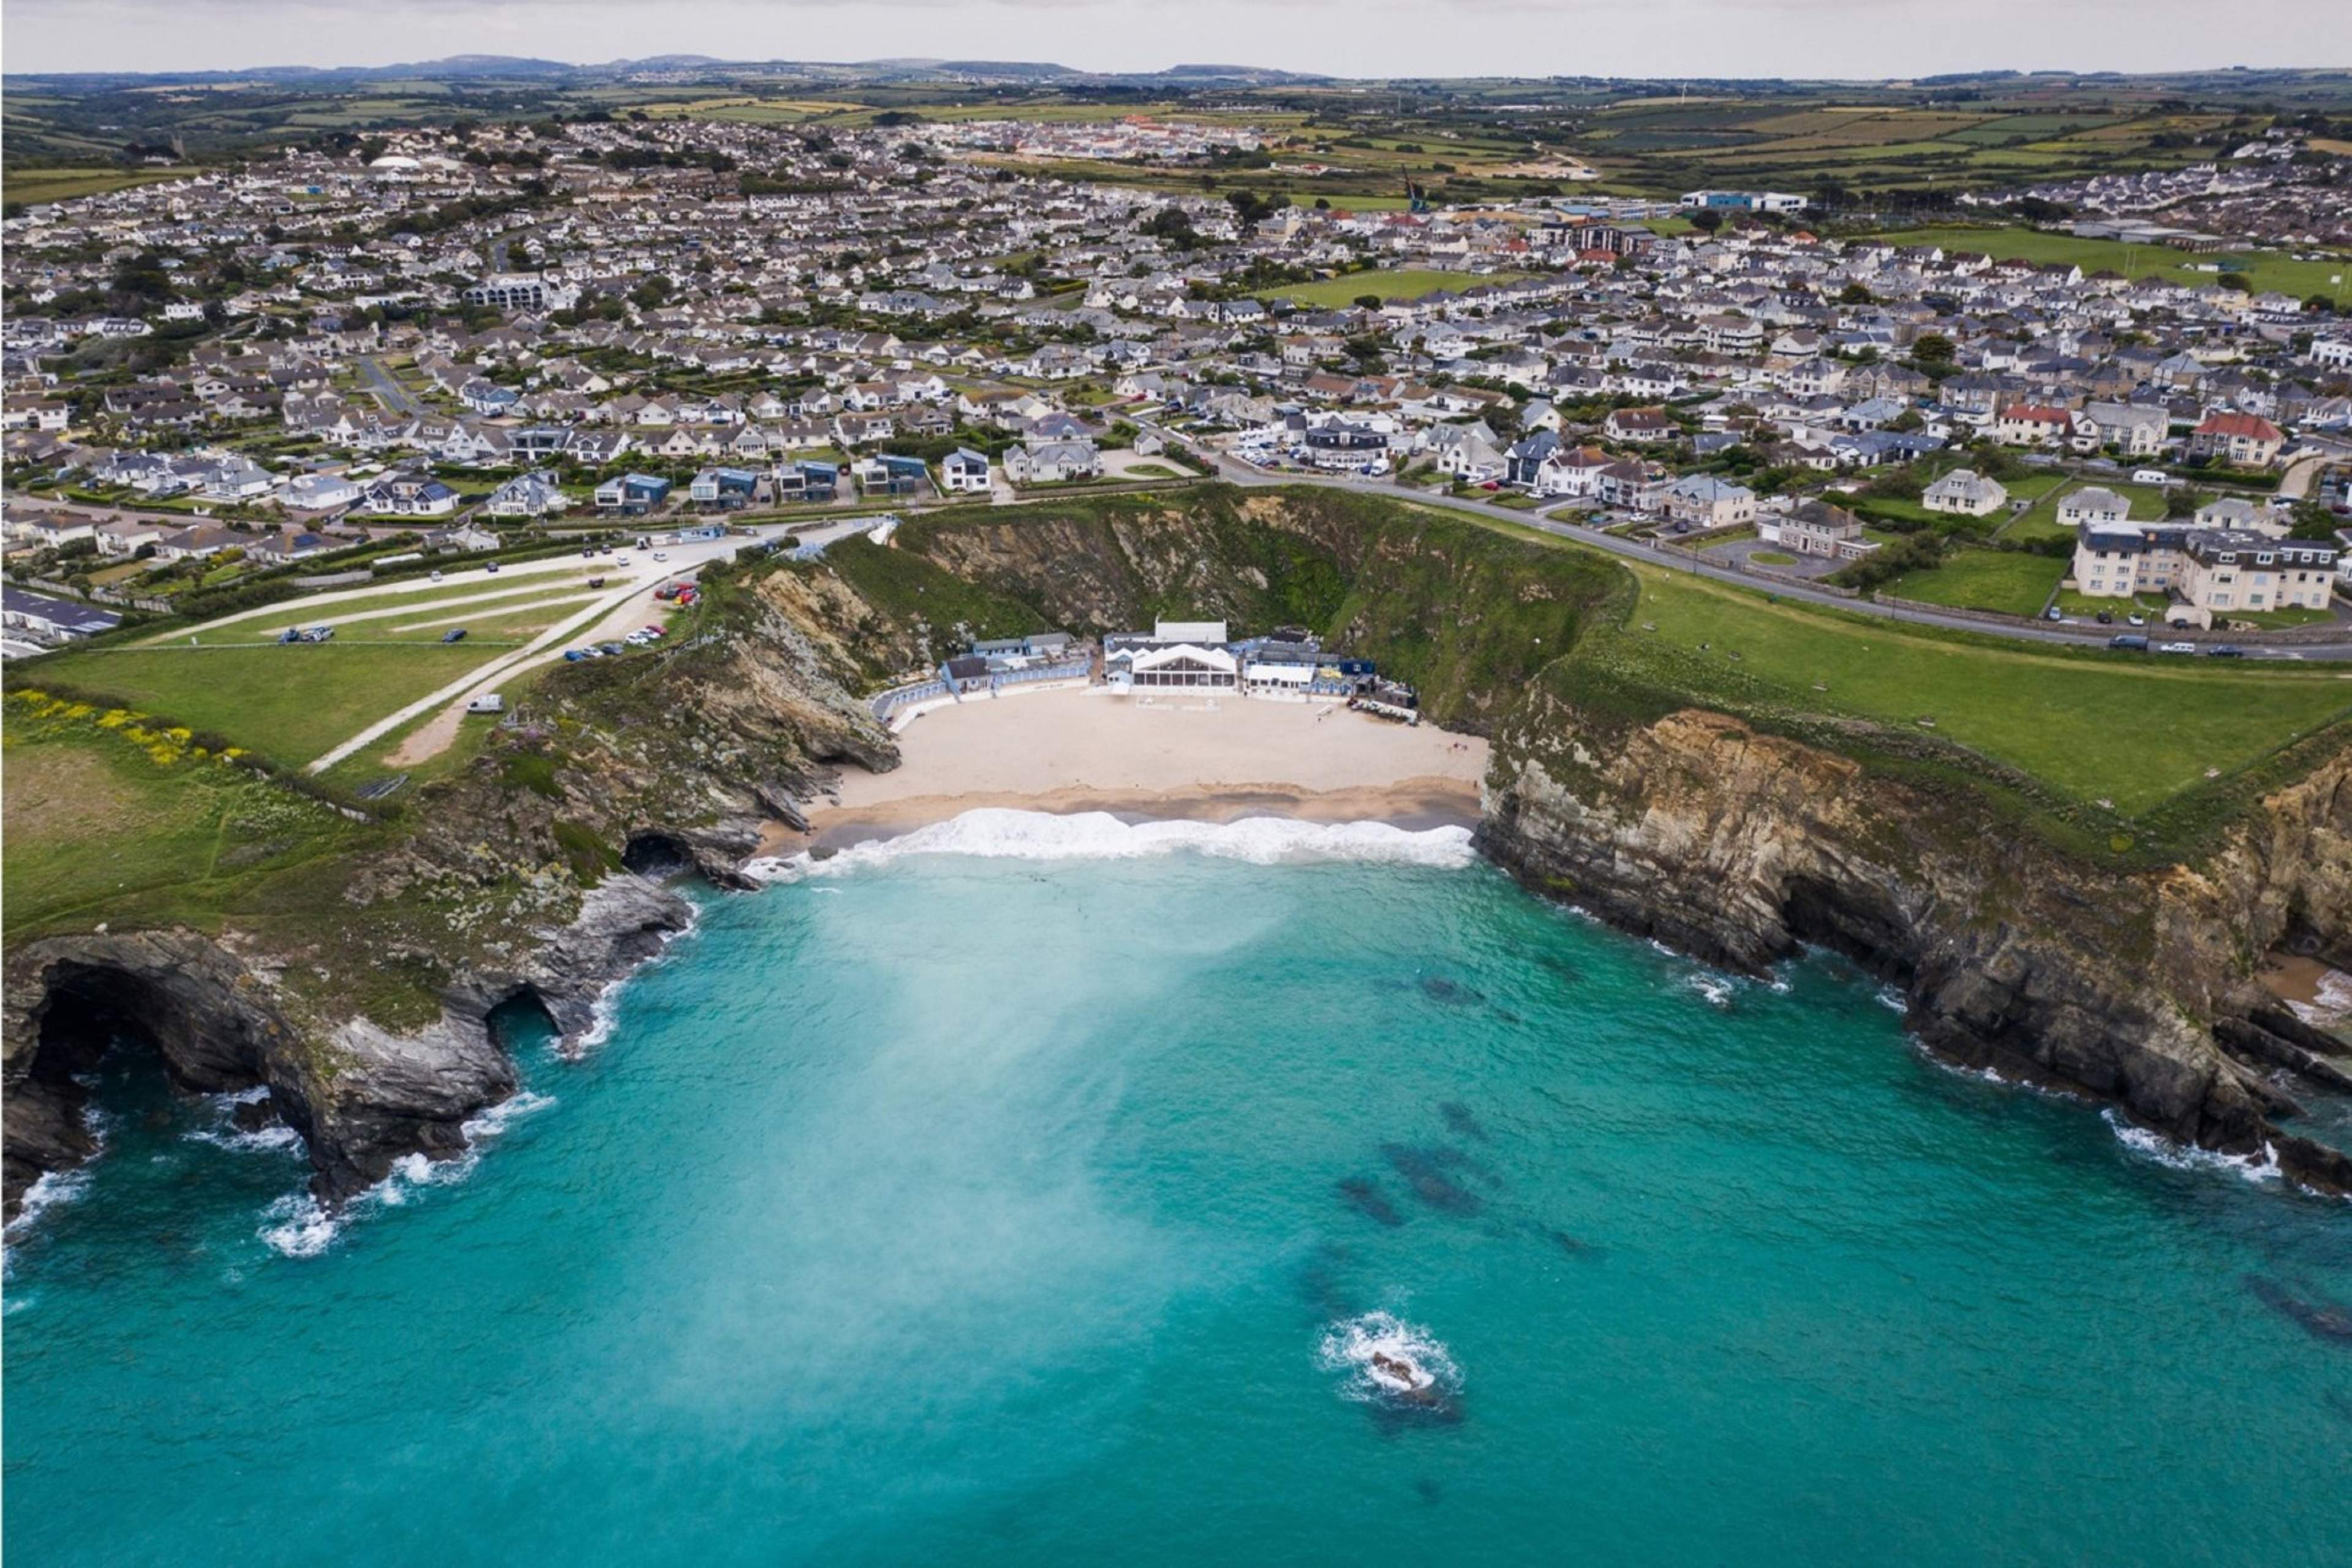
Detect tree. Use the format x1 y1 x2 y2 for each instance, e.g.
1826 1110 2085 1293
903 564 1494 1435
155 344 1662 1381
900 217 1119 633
2287 500 2342 541
1687 209 1723 233
1911 331 1956 366
1354 293 1384 310
2215 271 2254 295
1839 281 1875 305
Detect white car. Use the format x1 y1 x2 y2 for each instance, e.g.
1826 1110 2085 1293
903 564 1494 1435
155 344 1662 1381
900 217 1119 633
652 551 668 561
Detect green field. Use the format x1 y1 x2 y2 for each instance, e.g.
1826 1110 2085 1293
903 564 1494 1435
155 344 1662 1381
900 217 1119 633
1 691 366 940
1256 268 1535 307
1879 548 2067 616
1868 225 2352 300
151 572 615 644
1574 561 2352 816
2 165 202 205
24 643 501 764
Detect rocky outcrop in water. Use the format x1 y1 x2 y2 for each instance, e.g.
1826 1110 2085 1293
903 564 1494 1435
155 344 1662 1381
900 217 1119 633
1479 700 2352 1194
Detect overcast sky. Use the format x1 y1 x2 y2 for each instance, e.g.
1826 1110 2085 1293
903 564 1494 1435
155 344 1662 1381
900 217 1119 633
7 0 2340 78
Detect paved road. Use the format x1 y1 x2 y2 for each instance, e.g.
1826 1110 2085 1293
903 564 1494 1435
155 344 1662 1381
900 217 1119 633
355 356 423 418
303 516 882 773
1140 427 2352 664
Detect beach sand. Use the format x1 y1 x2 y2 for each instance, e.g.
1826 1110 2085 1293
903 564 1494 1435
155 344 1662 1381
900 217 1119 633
780 687 1490 852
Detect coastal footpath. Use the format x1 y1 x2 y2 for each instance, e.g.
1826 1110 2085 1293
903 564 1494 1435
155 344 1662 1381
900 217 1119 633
7 484 2351 1215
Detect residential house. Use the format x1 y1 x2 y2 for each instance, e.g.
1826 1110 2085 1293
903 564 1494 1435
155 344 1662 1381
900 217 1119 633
2056 486 2130 529
2187 412 2285 469
940 447 992 494
1921 469 2008 517
1776 500 1879 560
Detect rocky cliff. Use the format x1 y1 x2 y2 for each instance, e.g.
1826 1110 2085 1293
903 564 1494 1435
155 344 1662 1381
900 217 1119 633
3 557 897 1218
1478 695 2352 1194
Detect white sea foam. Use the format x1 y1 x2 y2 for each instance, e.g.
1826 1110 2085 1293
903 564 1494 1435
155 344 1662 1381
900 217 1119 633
2101 1109 2282 1185
184 1086 303 1154
1316 1310 1462 1403
744 809 1479 883
4 1165 96 1251
1683 973 1736 1009
258 1090 555 1259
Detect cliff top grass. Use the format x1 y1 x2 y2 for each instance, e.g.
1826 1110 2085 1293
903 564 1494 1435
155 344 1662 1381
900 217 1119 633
1570 561 2352 818
1 691 374 944
14 643 502 767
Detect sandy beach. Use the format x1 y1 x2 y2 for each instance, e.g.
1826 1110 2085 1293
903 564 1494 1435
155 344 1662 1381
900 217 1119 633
783 686 1489 851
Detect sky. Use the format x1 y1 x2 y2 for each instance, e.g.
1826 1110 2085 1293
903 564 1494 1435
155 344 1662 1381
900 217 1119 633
5 0 2342 78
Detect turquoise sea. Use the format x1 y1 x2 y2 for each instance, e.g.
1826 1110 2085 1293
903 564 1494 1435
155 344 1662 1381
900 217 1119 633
7 812 2351 1566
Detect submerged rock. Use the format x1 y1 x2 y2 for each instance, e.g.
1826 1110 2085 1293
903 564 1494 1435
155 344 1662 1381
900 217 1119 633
1336 1176 1404 1228
1381 1143 1484 1216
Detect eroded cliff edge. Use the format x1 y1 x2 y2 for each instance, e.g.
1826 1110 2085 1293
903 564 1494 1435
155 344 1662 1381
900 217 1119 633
4 558 898 1217
1479 696 2352 1193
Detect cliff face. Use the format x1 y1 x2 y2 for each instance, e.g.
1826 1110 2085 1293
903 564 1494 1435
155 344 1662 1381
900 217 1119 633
2 559 898 1218
1479 693 2352 1193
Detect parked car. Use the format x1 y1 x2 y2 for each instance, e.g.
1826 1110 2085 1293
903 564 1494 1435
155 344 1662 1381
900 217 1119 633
2044 608 2064 622
641 624 666 638
2158 641 2197 655
564 649 587 662
587 576 606 589
2126 614 2147 627
652 551 668 561
2108 634 2150 651
2094 611 2114 625
277 628 303 644
598 641 626 657
430 569 443 582
441 628 468 644
484 560 501 575
304 625 335 643
2206 645 2247 658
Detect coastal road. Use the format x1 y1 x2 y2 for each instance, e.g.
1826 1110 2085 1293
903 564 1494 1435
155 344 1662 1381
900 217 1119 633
1144 427 2352 664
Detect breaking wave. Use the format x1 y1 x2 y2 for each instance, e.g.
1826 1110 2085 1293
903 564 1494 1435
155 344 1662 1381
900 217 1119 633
744 809 1479 882
258 1091 556 1259
1316 1310 1462 1403
2101 1110 2282 1185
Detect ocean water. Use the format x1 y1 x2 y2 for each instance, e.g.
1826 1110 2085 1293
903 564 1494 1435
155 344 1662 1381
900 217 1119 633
7 811 2351 1567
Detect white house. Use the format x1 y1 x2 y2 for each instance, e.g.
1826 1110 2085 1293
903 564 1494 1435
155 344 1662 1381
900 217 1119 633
940 447 993 494
1922 469 2008 518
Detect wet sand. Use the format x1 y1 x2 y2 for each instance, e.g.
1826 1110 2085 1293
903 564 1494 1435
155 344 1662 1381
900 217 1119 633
771 687 1489 854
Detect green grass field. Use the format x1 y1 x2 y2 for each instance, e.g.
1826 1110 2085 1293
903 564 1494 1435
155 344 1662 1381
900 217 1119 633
1 692 368 940
2 165 203 205
1868 225 2352 300
23 643 502 764
1879 549 2067 616
1255 268 1534 307
1578 562 2352 815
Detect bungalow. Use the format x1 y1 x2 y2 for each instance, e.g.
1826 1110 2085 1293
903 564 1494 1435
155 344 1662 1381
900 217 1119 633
363 477 459 517
1921 469 2008 518
1003 438 1101 485
282 472 366 512
2056 486 2130 529
2192 496 2285 538
1603 407 1679 444
2 586 122 644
